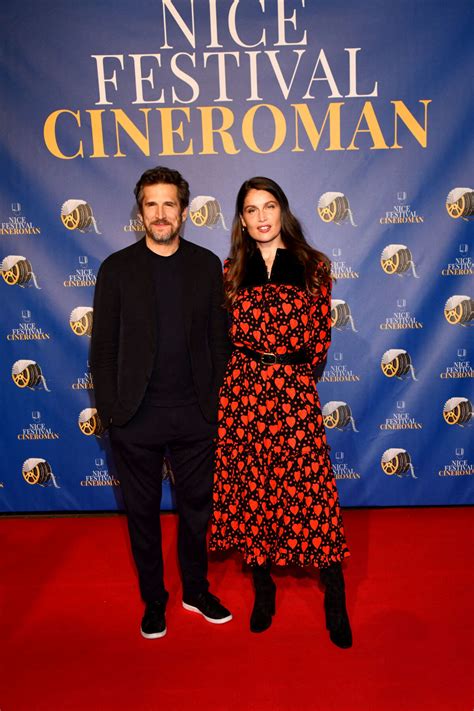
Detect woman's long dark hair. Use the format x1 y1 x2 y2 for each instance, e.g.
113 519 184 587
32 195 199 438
225 176 331 306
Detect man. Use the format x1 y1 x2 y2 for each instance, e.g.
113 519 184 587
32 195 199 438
90 166 232 638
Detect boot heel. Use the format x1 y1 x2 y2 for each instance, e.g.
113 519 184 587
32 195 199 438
250 566 276 633
320 564 353 649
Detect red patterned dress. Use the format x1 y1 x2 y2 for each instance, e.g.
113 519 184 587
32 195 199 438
209 249 350 569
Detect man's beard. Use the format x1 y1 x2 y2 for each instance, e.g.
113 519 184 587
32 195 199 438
146 221 181 245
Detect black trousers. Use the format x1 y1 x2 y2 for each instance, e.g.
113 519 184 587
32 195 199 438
109 401 216 604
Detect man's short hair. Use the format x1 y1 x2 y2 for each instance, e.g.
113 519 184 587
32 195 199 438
134 166 190 211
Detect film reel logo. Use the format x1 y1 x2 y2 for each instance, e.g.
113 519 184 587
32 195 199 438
381 349 418 381
443 397 473 427
78 407 104 436
60 200 101 234
12 360 50 391
189 196 228 230
331 299 358 332
444 295 474 326
380 245 419 278
381 448 416 478
317 192 357 226
322 401 358 432
70 307 93 337
22 458 59 487
446 188 474 221
1 255 41 289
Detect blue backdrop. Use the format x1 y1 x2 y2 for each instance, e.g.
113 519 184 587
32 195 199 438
1 0 473 511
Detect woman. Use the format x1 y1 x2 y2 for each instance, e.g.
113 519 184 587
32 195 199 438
209 177 352 648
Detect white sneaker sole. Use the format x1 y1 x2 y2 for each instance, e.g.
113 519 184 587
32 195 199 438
140 626 167 639
182 601 233 624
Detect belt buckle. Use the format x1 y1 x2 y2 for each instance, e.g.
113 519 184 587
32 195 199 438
261 352 277 365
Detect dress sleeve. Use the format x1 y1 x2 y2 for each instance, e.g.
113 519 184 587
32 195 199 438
310 268 332 380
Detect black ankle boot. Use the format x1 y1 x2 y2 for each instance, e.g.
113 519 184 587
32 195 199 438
319 563 352 648
250 564 276 633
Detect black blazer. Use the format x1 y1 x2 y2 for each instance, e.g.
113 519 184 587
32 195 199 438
90 237 231 427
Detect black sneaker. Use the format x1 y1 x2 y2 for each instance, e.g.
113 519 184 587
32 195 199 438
182 591 232 624
140 601 167 639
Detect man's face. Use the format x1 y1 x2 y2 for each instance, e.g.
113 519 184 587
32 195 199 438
140 183 187 248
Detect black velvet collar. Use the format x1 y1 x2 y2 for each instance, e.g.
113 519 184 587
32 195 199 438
239 248 306 289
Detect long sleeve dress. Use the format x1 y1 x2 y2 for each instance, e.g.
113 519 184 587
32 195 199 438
209 248 350 569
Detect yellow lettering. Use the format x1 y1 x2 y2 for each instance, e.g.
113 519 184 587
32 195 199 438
242 104 286 154
111 108 151 157
347 101 389 151
158 107 193 155
86 110 109 158
292 102 344 152
391 100 431 148
43 110 84 159
197 106 239 155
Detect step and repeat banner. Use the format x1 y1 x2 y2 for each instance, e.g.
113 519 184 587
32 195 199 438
1 0 473 512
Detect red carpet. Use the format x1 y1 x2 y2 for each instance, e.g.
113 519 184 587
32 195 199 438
1 508 472 711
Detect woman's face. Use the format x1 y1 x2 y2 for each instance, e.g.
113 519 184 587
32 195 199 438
240 189 284 249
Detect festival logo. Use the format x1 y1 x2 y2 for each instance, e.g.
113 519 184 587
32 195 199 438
123 210 144 233
438 448 473 477
381 448 416 478
6 310 51 341
78 407 104 436
380 298 423 330
322 401 358 431
317 192 357 226
441 243 473 276
6 309 51 342
70 307 93 337
379 400 423 430
189 196 228 229
17 411 60 440
380 244 419 278
11 360 50 391
442 397 473 427
1 255 41 288
443 295 474 326
381 349 417 380
0 203 41 236
330 248 359 279
379 191 424 224
331 299 358 332
22 458 59 487
445 188 474 221
80 457 119 487
440 348 473 379
63 256 97 287
319 351 360 382
331 450 361 480
60 199 101 233
72 361 94 390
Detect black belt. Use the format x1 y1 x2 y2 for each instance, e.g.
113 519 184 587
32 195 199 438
235 345 310 365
